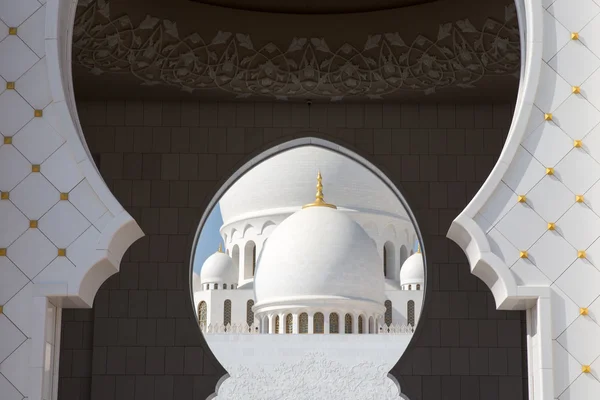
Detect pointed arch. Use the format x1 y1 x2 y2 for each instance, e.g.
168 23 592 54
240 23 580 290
314 313 324 334
407 300 415 326
384 300 392 327
299 313 308 334
345 313 353 334
198 301 207 328
329 313 339 334
246 300 255 326
224 300 232 325
285 314 293 334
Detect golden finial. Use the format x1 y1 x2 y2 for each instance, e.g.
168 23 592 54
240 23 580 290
217 243 223 253
417 243 421 253
302 171 337 209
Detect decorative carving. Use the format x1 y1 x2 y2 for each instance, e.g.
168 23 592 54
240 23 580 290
73 0 520 101
211 352 407 400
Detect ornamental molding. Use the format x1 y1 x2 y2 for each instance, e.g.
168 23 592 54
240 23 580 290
211 352 407 400
73 0 519 101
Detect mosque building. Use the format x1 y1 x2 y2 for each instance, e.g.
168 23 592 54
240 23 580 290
193 147 424 334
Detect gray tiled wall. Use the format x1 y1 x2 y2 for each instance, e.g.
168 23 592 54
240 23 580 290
58 101 528 400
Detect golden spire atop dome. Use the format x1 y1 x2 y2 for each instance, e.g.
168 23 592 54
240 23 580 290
302 171 337 209
417 243 421 253
217 243 223 253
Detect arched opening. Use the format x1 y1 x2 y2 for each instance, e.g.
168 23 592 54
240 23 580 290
407 300 415 327
299 313 309 334
244 241 256 280
223 284 227 289
224 300 232 326
383 241 395 279
314 313 324 334
232 244 240 275
345 314 353 334
285 314 293 334
384 300 392 327
198 301 207 329
274 315 280 334
368 316 374 334
246 300 255 326
358 315 364 334
329 313 339 334
400 245 408 269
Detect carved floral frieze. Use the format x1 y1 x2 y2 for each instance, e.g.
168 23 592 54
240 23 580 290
73 0 520 100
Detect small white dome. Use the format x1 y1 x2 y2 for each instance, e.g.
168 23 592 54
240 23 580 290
200 251 237 285
254 206 385 307
400 252 424 286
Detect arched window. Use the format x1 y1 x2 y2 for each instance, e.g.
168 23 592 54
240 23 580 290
274 315 280 334
383 242 395 279
246 300 255 326
244 241 256 279
368 316 374 334
408 284 412 290
314 313 324 334
232 244 240 270
214 283 218 290
285 314 293 334
407 300 415 326
197 301 207 328
358 315 364 334
417 284 421 290
384 300 392 327
224 300 232 326
223 284 227 289
400 245 408 267
345 314 353 334
329 313 339 334
299 313 308 334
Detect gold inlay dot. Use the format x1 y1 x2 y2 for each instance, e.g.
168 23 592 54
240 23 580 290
576 195 584 203
574 139 583 148
580 307 589 316
519 251 528 259
572 86 581 94
0 305 3 314
6 82 14 90
0 192 8 200
571 32 580 40
582 365 591 373
544 113 553 121
0 248 6 256
57 248 66 257
546 167 554 175
3 136 12 145
60 193 69 201
29 220 38 229
547 222 556 231
34 109 43 118
578 250 586 259
32 165 40 173
517 195 526 203
8 27 17 35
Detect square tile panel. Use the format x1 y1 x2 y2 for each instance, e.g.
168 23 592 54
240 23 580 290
524 105 546 138
583 236 600 269
0 36 38 82
0 339 29 398
0 256 28 305
0 18 7 43
591 354 600 383
551 285 582 339
66 225 101 269
41 144 84 192
69 179 107 225
0 315 26 364
510 258 553 286
0 145 31 191
16 5 45 58
556 149 600 194
557 203 600 249
15 58 51 110
553 340 586 396
588 294 600 324
522 121 573 167
581 12 600 59
496 202 547 250
7 229 56 279
548 0 600 32
0 0 41 27
543 10 572 62
553 94 600 139
581 68 600 111
487 228 520 267
527 176 575 221
0 373 23 400
534 62 574 113
559 368 600 400
12 116 63 164
93 210 114 233
10 173 59 219
502 146 546 195
2 282 32 337
33 256 75 285
0 200 28 247
0 89 33 136
557 315 600 364
555 259 600 307
549 40 600 86
529 231 577 281
38 201 90 248
479 182 518 228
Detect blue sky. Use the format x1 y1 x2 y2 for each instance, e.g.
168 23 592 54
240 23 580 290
193 204 224 274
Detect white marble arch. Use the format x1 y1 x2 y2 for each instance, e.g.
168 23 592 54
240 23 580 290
2 0 599 399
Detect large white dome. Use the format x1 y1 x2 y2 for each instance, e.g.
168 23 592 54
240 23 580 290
400 252 424 286
219 146 407 225
200 251 237 285
253 206 385 307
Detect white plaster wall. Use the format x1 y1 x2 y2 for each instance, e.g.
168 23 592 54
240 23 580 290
194 288 256 326
0 2 143 400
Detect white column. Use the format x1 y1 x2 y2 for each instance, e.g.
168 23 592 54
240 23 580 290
292 313 299 334
352 313 359 334
339 312 345 335
279 313 285 334
308 313 314 333
324 313 330 334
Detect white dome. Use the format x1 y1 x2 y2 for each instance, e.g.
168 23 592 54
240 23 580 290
219 146 407 225
200 251 237 285
254 206 385 307
400 252 424 286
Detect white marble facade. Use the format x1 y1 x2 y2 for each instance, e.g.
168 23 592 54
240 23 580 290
0 0 599 399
